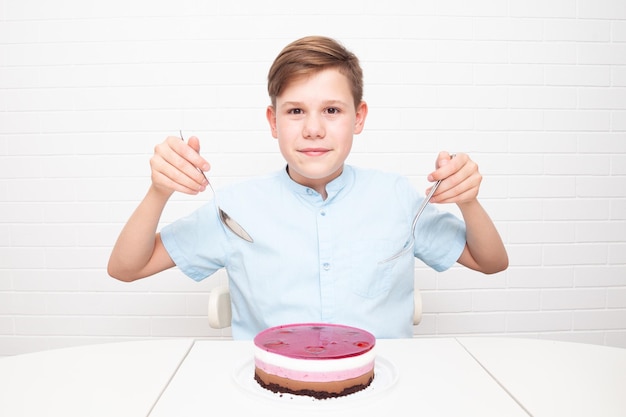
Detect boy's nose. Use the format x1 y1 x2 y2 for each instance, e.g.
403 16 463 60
302 115 325 139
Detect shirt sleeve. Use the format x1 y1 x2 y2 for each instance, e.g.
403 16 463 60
414 206 466 272
160 203 227 281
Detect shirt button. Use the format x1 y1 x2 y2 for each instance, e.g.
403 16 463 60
320 210 326 216
322 262 330 271
306 188 314 195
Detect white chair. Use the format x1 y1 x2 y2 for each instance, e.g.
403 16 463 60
207 285 232 329
208 285 422 329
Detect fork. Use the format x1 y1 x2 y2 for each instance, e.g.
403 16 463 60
180 131 253 243
379 154 455 264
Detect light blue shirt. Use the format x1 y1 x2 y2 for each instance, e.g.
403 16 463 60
161 165 466 339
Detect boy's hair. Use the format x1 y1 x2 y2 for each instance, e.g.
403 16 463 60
267 36 364 108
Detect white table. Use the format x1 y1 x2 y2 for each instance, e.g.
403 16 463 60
149 338 529 417
0 339 194 417
2 337 625 417
458 337 626 417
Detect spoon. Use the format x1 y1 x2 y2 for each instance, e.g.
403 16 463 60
180 131 253 243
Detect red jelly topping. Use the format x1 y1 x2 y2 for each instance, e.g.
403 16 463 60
254 323 375 360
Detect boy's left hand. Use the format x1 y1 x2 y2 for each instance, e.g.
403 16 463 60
426 151 482 205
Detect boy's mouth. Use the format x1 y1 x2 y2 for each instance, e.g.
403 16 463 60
299 148 330 157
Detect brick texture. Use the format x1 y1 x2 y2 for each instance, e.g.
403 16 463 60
1 0 625 355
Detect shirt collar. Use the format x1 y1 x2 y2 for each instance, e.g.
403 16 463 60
280 164 355 203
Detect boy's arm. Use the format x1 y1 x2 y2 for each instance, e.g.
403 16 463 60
107 135 210 282
107 186 175 281
428 152 508 274
456 199 508 274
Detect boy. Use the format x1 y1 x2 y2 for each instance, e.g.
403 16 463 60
108 36 508 339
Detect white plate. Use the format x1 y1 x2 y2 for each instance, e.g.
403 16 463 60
231 355 398 408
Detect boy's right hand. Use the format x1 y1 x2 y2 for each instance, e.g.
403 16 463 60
149 135 210 196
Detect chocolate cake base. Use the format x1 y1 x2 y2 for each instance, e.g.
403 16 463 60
254 368 374 400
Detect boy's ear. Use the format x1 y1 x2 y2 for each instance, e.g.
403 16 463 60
266 106 278 138
354 101 368 134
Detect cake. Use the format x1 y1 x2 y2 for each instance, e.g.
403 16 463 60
253 323 376 399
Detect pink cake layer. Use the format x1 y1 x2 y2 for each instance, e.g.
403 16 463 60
254 357 375 383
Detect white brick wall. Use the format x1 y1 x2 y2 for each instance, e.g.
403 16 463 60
1 0 625 355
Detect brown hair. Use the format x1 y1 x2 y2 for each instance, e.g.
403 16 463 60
267 36 364 108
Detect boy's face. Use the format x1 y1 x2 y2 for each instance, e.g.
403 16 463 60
266 68 367 194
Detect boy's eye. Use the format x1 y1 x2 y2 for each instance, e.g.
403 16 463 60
288 108 303 115
326 107 340 115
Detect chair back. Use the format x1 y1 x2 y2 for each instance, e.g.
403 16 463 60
208 286 422 329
